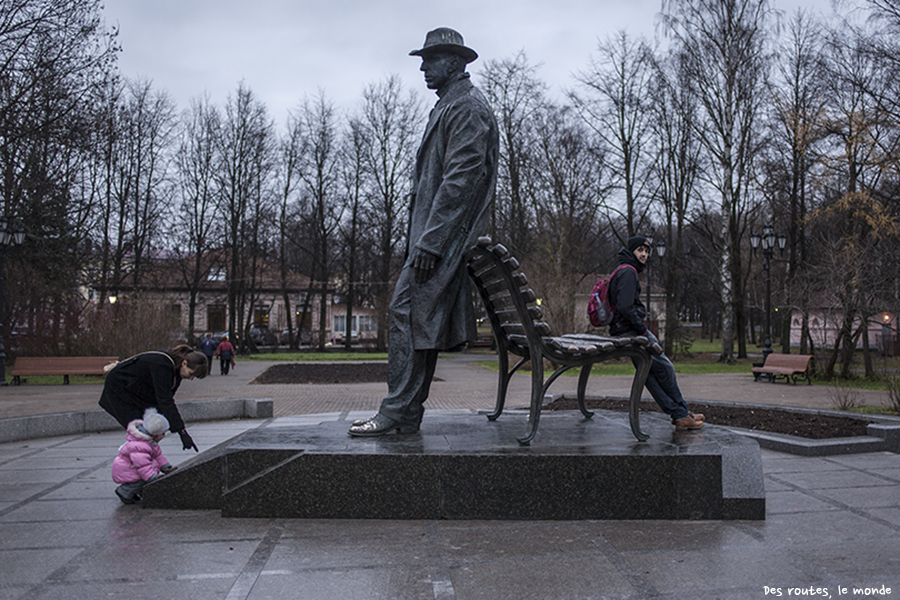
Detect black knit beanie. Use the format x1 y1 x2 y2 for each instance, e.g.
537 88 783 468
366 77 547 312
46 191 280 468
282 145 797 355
626 236 649 253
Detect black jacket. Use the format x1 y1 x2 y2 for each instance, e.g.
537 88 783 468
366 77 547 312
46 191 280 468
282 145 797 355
608 247 647 336
98 351 186 432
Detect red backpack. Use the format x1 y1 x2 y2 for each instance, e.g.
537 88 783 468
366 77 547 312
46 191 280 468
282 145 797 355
587 265 637 327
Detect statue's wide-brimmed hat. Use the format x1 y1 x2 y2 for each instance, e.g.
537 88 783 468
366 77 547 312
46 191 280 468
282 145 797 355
410 27 478 63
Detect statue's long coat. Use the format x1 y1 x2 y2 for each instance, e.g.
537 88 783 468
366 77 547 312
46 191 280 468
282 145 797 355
406 73 499 350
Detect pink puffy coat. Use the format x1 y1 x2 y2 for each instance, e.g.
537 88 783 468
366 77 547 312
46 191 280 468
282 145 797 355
111 420 170 484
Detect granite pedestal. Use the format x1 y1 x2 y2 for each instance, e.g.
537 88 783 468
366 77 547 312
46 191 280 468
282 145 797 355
143 411 765 520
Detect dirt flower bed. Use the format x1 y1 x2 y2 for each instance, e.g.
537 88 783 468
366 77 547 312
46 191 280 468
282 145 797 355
542 397 871 439
251 362 389 384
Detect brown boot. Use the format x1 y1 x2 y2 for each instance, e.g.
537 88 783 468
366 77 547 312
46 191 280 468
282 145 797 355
672 412 704 425
674 415 704 430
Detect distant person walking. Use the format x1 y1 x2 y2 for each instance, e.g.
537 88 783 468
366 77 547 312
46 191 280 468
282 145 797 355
216 335 235 376
99 344 207 453
199 333 217 374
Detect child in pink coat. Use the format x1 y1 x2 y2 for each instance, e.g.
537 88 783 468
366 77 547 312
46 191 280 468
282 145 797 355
111 408 176 504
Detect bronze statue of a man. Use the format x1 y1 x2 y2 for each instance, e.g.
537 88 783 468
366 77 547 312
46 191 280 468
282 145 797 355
349 27 499 437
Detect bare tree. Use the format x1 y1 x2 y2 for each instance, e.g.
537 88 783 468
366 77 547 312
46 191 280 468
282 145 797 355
112 79 177 287
764 10 827 354
336 116 371 349
171 95 222 342
811 19 898 377
865 0 900 122
479 51 546 254
272 109 305 348
295 91 341 350
661 0 774 362
570 31 657 239
356 76 423 351
1 0 117 214
649 49 704 355
529 104 605 333
90 77 125 308
216 82 274 347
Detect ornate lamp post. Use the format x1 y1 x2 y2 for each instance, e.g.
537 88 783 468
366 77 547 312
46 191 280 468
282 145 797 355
0 217 26 386
644 234 654 314
643 235 667 328
750 223 786 362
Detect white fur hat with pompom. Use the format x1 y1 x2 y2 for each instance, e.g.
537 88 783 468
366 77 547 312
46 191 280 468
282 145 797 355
141 408 170 437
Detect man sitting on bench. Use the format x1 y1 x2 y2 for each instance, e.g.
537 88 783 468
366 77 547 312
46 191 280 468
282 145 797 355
608 236 704 431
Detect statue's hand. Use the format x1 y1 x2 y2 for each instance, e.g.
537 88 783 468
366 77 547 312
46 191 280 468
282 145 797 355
411 248 439 284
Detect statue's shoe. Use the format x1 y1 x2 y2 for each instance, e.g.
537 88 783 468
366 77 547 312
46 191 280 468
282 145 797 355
352 414 378 426
348 414 419 437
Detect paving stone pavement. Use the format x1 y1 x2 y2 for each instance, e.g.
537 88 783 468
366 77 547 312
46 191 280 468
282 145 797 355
0 353 898 599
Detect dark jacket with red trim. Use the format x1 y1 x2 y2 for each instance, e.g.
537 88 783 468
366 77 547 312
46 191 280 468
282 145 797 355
608 247 647 336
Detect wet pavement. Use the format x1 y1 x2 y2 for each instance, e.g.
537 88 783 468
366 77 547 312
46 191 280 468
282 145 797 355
0 353 898 599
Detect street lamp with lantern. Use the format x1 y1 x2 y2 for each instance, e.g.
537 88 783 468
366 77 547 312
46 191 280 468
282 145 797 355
0 217 27 386
655 239 667 337
750 223 786 362
647 240 669 344
642 235 668 329
882 313 894 357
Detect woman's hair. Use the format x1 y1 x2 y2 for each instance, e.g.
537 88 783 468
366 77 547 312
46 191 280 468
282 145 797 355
167 344 209 379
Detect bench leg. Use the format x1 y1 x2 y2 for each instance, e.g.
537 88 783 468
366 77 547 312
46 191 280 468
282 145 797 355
517 356 546 446
488 350 512 421
489 355 527 421
792 373 811 385
576 365 594 419
628 351 651 442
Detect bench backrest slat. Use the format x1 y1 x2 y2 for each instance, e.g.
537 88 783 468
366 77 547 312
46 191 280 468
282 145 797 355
467 241 551 356
12 356 119 375
763 354 812 369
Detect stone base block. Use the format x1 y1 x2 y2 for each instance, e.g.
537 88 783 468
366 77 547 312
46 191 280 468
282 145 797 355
143 411 765 520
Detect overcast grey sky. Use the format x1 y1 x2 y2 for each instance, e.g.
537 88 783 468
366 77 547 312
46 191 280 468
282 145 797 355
102 0 824 125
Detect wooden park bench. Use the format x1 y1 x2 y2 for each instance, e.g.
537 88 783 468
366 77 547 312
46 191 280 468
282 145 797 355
751 353 813 385
465 237 662 445
11 356 119 385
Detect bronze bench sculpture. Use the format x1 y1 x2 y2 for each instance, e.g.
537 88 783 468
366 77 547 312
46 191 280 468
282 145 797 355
465 237 663 445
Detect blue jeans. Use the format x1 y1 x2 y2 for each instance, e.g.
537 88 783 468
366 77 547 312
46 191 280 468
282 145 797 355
634 331 690 421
